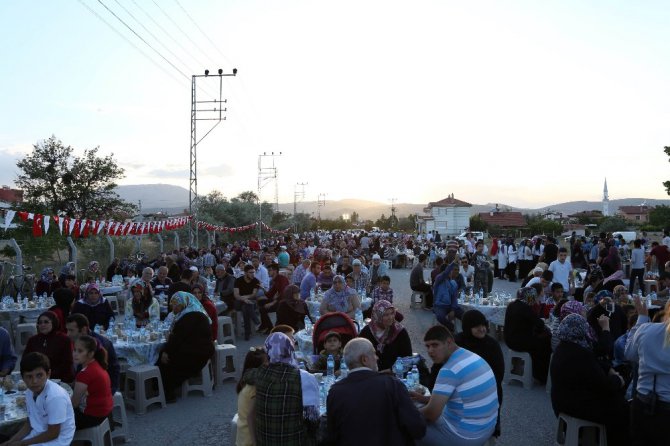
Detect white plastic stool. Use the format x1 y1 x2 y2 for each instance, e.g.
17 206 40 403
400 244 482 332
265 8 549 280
181 359 214 397
215 343 238 384
217 316 235 345
14 323 36 354
72 417 112 446
382 260 392 270
233 311 244 337
410 291 427 309
556 413 607 446
231 413 238 445
125 365 166 415
111 391 128 442
505 350 534 389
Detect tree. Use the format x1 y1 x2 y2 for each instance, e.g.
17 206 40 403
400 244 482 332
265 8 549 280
350 211 359 224
598 216 629 233
649 205 670 229
664 146 670 195
15 136 136 218
469 215 489 232
525 213 563 236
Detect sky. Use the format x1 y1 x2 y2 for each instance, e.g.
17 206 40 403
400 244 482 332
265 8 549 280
1 0 670 211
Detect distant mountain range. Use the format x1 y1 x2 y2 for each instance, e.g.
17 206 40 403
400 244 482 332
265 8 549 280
116 184 670 219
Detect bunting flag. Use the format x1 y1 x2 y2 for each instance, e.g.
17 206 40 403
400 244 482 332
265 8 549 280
43 215 50 235
32 214 43 237
3 210 15 231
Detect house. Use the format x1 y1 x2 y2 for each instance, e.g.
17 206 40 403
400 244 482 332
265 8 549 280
478 211 526 229
416 194 472 237
618 205 652 223
542 210 563 221
0 186 23 208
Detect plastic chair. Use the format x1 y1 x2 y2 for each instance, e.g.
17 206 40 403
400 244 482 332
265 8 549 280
556 413 607 446
124 365 166 414
111 391 129 442
505 350 534 389
217 316 235 345
72 417 112 446
14 323 36 354
214 343 238 384
181 359 214 397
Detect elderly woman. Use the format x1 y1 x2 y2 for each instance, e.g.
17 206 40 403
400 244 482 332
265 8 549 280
191 284 218 341
551 314 630 446
71 283 115 331
359 300 412 372
276 284 310 331
454 309 505 437
320 275 360 319
24 311 74 382
58 262 76 286
158 291 214 402
35 267 61 297
124 281 159 328
503 287 552 383
84 261 102 284
252 332 319 446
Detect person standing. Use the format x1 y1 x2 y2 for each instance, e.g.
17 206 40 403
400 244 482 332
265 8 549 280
629 239 646 296
326 338 426 446
472 241 490 297
234 265 261 341
549 248 574 296
410 254 433 309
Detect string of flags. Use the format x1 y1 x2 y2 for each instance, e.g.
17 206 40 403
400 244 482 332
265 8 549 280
2 209 288 238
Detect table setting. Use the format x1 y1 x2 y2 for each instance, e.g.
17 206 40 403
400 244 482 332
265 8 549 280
103 319 169 367
459 291 513 327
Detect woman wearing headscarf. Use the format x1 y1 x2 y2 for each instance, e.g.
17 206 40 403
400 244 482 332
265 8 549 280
320 275 360 319
24 311 74 382
550 314 630 446
49 288 75 334
124 280 160 328
455 310 505 437
503 287 552 383
71 283 115 331
252 332 319 446
276 284 310 332
586 290 627 358
35 267 61 297
158 291 214 402
601 246 622 278
84 261 102 284
191 284 218 341
358 300 412 372
58 262 75 285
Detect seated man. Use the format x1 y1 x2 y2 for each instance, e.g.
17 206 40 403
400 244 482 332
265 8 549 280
415 325 498 446
5 352 75 445
0 326 17 378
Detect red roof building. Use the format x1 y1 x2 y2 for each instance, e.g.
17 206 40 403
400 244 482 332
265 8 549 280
478 211 525 228
0 187 23 204
618 205 652 223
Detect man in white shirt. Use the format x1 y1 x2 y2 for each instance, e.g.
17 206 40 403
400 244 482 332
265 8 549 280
548 247 573 296
6 352 75 446
251 255 269 296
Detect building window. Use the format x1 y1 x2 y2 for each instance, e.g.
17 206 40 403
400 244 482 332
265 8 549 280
635 215 640 221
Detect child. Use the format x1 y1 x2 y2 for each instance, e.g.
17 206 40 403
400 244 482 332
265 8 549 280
367 275 394 319
72 335 113 429
5 352 75 445
236 347 269 446
312 332 343 375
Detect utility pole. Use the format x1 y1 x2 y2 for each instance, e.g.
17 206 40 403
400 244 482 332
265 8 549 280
257 152 282 240
294 182 308 232
389 198 397 229
189 67 237 248
317 193 326 229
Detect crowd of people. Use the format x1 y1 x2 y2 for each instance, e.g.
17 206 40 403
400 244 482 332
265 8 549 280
1 227 669 445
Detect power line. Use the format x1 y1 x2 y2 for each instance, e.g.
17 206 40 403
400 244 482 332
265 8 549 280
150 0 218 69
75 0 185 88
95 0 192 82
173 0 234 69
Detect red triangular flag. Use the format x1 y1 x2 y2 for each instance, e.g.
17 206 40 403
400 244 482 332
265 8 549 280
32 214 43 237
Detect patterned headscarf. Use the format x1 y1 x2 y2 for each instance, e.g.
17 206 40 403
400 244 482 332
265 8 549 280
516 287 538 305
323 276 355 313
170 291 211 324
88 261 100 273
264 332 298 367
40 267 55 284
59 262 75 276
559 300 585 321
594 290 614 305
557 313 596 350
370 300 404 353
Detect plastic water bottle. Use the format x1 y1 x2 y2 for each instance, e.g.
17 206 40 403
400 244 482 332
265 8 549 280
304 316 312 333
646 293 653 308
355 309 364 329
327 354 335 378
478 288 484 304
393 358 404 380
310 288 315 300
339 360 348 379
319 381 327 413
406 366 416 388
410 365 420 389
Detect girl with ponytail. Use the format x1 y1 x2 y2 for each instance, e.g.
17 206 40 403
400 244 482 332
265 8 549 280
72 334 113 429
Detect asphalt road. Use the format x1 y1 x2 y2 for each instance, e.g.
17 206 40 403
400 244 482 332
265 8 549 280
123 266 558 445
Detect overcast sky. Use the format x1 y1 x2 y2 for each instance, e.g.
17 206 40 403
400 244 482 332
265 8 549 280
1 0 669 209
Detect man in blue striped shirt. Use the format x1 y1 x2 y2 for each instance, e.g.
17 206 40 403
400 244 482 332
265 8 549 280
416 325 498 446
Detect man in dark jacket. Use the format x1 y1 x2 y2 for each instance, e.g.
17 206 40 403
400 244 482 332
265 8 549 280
325 338 426 446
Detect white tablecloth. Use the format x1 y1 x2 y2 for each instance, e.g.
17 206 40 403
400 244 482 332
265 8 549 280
460 303 507 326
101 285 123 295
295 329 314 359
306 297 372 318
113 339 166 367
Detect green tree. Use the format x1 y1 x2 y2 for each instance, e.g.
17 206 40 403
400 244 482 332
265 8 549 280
15 136 136 218
525 213 563 235
649 205 670 229
351 211 359 224
664 146 670 194
469 215 489 232
598 216 629 233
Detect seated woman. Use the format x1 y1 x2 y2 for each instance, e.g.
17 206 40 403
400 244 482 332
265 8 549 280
454 310 505 437
587 290 628 356
58 262 76 287
84 261 103 284
24 311 74 382
158 291 215 402
317 264 335 291
275 285 310 332
125 281 160 328
71 334 113 429
503 287 552 383
550 314 630 446
320 275 360 319
49 288 76 334
35 267 61 297
236 346 269 446
71 283 115 331
191 284 218 342
359 300 412 372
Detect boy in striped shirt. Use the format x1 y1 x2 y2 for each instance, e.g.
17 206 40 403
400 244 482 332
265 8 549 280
414 325 498 445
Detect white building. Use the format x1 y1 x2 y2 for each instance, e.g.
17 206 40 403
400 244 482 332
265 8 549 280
416 194 472 237
602 178 610 217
